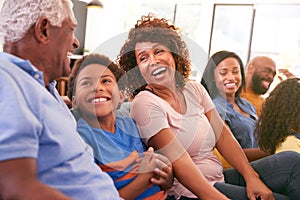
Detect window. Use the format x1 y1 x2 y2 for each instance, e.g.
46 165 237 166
209 4 255 65
251 4 300 78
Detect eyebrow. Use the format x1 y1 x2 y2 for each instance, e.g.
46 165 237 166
136 43 161 57
100 74 115 80
77 76 91 83
218 66 240 71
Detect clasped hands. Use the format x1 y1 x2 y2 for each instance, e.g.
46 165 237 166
136 147 174 191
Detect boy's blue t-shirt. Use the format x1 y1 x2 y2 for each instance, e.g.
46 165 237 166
77 116 164 199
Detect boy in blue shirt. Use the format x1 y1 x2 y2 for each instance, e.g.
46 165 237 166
68 53 173 199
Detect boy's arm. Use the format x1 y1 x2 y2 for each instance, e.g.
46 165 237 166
117 149 156 200
107 147 172 199
105 150 139 171
118 172 154 200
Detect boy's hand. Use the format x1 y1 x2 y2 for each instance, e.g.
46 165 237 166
136 147 157 173
136 147 174 190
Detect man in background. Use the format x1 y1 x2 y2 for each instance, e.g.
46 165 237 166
241 56 277 117
0 0 120 199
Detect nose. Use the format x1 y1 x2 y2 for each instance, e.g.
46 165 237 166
226 72 236 80
73 36 80 50
268 70 276 80
93 81 104 92
149 54 159 66
266 73 274 81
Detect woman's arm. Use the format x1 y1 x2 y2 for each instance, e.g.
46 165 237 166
148 128 230 200
206 108 274 200
214 147 269 170
243 148 270 162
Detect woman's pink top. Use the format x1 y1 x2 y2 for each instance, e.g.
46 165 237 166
131 81 224 198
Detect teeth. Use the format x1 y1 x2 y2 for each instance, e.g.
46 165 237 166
93 98 107 103
153 67 166 76
67 52 73 57
225 83 235 87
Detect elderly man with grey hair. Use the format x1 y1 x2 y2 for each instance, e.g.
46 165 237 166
0 0 121 199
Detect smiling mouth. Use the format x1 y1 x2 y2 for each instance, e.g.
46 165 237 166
261 80 271 89
89 97 109 103
152 67 167 76
224 83 236 88
67 51 73 58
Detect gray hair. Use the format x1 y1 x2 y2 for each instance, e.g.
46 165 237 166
0 0 77 44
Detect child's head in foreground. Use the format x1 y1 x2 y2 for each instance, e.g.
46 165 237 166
68 53 125 122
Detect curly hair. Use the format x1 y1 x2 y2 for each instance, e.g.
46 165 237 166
255 78 300 154
117 13 191 98
201 50 246 99
0 0 76 43
67 53 125 100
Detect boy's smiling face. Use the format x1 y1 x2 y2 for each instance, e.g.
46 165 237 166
72 64 121 122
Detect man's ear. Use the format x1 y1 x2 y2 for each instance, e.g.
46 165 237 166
247 63 254 75
35 17 50 44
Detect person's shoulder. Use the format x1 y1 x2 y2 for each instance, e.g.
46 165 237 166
213 95 227 104
76 118 95 134
212 95 228 112
116 116 137 129
132 89 161 107
185 80 208 96
0 53 16 71
185 80 205 90
116 102 131 117
116 116 135 124
239 97 256 109
241 88 262 100
0 52 38 80
116 116 140 137
136 89 157 97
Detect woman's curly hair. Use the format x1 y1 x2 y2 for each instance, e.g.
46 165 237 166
255 78 300 154
117 13 191 98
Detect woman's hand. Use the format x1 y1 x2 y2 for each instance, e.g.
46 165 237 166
136 147 174 190
150 151 173 190
245 175 274 200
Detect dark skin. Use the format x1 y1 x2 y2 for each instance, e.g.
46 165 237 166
0 16 79 200
3 17 79 86
0 158 71 200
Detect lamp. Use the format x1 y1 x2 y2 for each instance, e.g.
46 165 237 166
87 0 103 8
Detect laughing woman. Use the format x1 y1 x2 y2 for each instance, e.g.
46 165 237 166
117 14 300 200
201 51 270 165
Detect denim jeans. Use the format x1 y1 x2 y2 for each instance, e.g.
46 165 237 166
167 151 300 200
216 151 300 200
